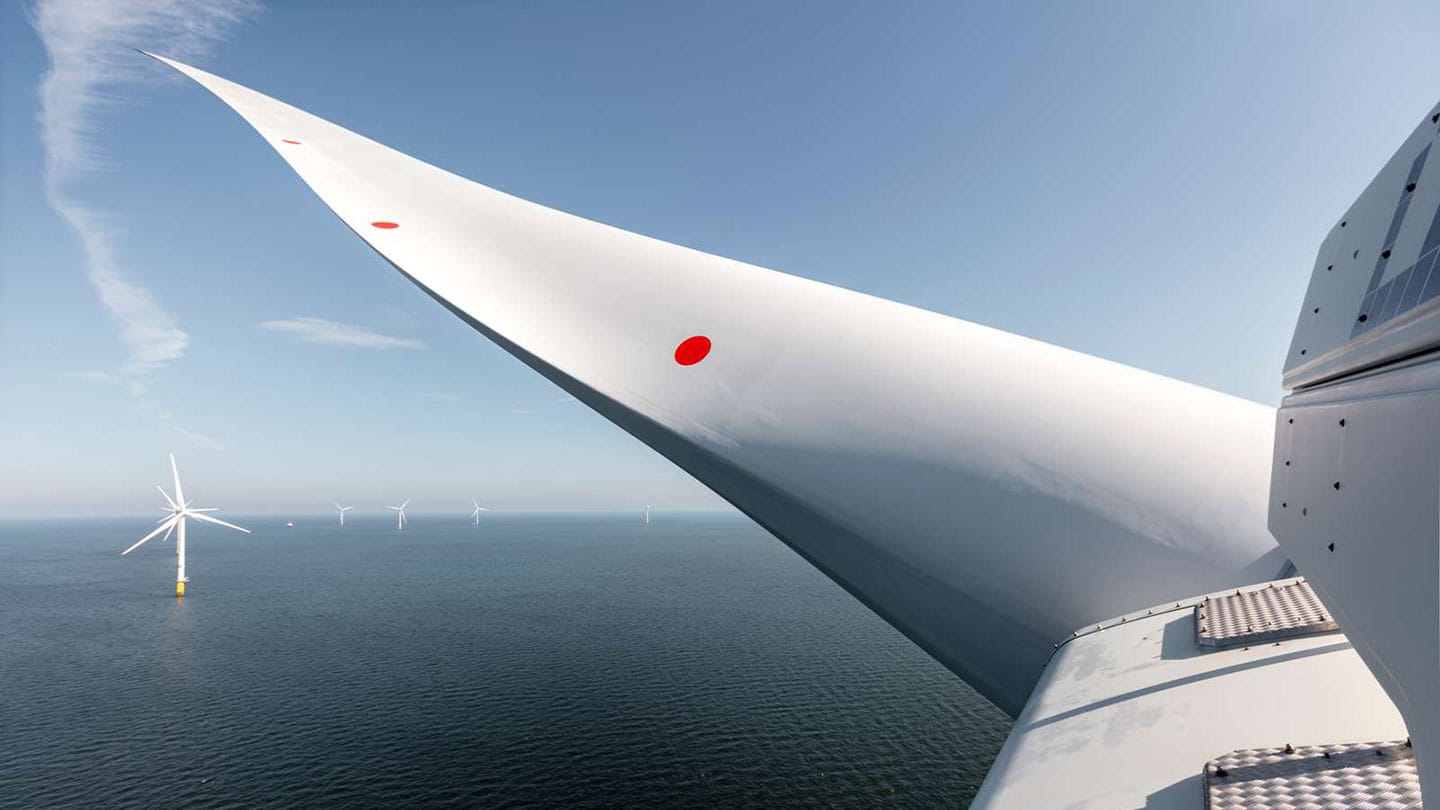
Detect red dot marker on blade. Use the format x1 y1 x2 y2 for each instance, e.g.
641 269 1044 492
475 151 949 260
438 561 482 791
674 335 711 366
371 221 399 229
281 139 301 144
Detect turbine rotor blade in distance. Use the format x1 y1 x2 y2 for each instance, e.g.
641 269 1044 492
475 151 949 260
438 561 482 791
169 454 184 506
157 485 178 509
124 516 179 555
189 512 251 534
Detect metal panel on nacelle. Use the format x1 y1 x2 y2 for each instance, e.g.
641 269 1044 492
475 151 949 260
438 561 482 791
1272 97 1440 800
972 583 1406 810
1271 357 1440 795
1284 105 1440 391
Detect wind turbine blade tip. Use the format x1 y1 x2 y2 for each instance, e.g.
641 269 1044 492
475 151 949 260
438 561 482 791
123 515 178 554
189 512 250 533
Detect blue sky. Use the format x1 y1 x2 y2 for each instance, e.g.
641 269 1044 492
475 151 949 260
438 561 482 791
3 1 1439 518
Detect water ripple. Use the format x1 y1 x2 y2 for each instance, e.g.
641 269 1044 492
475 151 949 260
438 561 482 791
0 515 1007 808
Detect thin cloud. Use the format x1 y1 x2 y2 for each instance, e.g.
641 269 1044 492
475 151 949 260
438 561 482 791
127 381 224 450
172 425 224 451
34 0 259 183
259 317 427 350
33 0 258 373
51 368 221 448
32 0 258 448
52 370 118 383
57 203 189 374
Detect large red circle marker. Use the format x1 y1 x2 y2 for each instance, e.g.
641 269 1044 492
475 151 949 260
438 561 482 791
674 335 711 366
371 221 399 229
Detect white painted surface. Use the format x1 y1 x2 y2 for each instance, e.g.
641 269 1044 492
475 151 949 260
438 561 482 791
150 55 1282 715
972 585 1408 810
1274 98 1440 797
1272 356 1440 796
1283 104 1440 391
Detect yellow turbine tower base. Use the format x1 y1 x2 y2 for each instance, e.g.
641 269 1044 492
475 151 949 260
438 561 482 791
176 580 186 597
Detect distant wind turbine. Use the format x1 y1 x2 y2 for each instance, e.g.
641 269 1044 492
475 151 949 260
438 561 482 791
335 502 353 526
471 498 489 526
122 454 250 596
387 499 410 531
644 505 652 526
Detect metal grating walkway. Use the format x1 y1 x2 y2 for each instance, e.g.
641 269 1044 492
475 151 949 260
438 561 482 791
1205 740 1419 810
1195 579 1339 649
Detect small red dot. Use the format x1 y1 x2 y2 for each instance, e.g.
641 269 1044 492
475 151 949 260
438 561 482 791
281 139 301 145
371 221 399 229
674 335 711 366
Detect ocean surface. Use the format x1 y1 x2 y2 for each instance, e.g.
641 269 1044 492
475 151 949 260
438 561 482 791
0 514 1009 808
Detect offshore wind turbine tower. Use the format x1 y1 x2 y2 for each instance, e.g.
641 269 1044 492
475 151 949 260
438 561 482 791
387 499 409 532
122 455 250 596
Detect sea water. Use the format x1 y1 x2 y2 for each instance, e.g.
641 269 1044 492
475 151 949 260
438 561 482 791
0 514 1007 808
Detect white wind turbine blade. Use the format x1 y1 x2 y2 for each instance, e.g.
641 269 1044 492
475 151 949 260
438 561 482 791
157 485 178 509
189 512 251 534
151 55 1284 717
124 516 179 555
190 508 217 513
169 454 184 507
401 499 410 509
